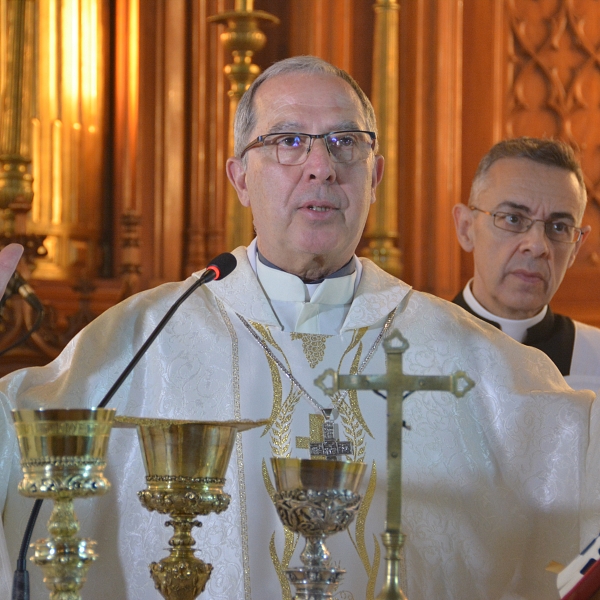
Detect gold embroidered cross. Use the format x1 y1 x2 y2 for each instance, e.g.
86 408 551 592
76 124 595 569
295 413 324 456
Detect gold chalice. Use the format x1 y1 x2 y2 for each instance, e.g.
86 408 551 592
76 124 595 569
11 407 116 600
271 457 366 600
115 416 266 600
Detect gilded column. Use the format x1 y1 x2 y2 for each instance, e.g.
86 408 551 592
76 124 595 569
0 0 36 244
209 0 278 250
362 0 402 278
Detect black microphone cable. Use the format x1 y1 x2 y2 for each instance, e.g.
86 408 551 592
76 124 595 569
10 252 237 600
0 272 45 358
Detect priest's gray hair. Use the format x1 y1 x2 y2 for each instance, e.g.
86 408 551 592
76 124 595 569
470 137 587 207
233 55 378 159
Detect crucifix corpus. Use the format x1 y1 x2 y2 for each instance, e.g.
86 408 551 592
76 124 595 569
315 329 475 600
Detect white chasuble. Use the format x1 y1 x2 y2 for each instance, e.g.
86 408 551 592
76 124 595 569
0 246 594 600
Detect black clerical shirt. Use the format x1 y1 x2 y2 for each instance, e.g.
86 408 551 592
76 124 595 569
452 290 576 376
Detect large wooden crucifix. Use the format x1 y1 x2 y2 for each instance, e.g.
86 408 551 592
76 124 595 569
315 329 475 600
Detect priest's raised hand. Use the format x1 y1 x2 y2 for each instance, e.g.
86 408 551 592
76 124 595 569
0 244 23 301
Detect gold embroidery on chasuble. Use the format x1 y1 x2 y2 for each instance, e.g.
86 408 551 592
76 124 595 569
290 332 329 368
352 461 380 600
216 299 252 598
248 320 381 599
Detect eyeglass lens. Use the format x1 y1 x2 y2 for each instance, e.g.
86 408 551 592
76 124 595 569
266 132 374 165
493 212 579 243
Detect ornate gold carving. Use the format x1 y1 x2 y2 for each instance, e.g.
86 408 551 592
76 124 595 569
18 457 109 498
139 487 217 600
145 475 226 484
291 332 329 368
139 487 230 516
150 559 212 600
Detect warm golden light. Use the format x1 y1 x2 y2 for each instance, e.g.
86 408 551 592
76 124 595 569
27 0 105 279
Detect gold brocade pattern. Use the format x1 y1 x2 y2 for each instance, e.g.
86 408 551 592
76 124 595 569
290 332 330 368
217 299 252 599
350 461 380 600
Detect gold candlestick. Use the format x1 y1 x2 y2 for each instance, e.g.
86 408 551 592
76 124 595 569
115 416 267 600
208 1 279 250
12 408 116 600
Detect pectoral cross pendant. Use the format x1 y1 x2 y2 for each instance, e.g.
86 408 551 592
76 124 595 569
296 409 353 461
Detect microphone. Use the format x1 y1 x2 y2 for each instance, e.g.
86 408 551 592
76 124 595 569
12 252 237 600
1 271 44 314
198 252 238 284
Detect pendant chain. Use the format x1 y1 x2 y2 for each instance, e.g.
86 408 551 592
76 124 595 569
236 308 398 419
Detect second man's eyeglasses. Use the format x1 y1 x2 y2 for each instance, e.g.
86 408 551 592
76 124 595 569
469 206 584 244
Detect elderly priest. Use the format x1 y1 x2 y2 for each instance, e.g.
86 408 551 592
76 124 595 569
0 57 594 600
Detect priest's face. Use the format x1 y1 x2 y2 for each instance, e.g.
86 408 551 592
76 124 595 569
453 157 590 319
226 72 384 280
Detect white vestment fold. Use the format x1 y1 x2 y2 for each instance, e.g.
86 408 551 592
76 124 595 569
0 246 594 600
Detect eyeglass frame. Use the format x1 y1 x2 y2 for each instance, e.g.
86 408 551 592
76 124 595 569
239 130 377 165
469 205 584 244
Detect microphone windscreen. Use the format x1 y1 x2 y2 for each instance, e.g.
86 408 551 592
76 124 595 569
206 253 237 281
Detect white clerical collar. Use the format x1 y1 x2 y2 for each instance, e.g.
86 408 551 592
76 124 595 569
462 279 547 343
245 239 361 333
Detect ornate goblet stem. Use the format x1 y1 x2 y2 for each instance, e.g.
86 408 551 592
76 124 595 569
138 474 231 600
11 408 115 600
271 458 366 600
118 417 267 600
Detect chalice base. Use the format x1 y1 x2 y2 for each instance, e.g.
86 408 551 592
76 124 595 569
150 554 212 600
286 566 344 600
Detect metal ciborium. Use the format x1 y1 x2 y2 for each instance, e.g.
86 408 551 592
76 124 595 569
271 457 367 600
11 407 116 600
115 416 266 600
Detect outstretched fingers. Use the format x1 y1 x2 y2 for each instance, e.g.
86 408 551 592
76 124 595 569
0 244 24 297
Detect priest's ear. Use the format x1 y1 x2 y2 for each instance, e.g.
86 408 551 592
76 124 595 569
226 157 250 207
452 203 475 252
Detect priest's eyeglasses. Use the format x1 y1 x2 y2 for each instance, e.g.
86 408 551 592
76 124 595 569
469 206 584 244
239 130 377 165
